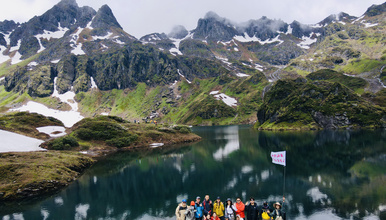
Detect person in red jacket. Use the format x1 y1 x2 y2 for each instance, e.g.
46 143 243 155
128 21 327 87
234 198 245 220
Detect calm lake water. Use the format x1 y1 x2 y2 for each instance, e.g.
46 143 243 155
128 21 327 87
1 125 385 220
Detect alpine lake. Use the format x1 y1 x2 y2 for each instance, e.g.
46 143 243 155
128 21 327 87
1 125 385 220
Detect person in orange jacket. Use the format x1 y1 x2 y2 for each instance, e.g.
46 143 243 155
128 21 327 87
234 198 245 220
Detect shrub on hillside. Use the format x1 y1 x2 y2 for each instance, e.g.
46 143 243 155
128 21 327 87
45 136 79 150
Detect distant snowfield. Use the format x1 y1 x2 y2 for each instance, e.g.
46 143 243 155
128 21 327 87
0 129 45 153
234 33 283 45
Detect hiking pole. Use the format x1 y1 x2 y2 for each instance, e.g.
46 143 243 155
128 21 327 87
283 165 286 206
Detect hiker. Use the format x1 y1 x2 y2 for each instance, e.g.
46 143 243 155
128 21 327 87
203 195 213 216
234 198 245 220
260 201 272 220
195 196 204 220
245 197 259 220
213 196 225 220
224 198 237 220
176 199 188 220
186 201 197 220
267 201 286 220
211 213 220 220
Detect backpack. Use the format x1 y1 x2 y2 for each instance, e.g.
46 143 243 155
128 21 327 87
262 211 272 220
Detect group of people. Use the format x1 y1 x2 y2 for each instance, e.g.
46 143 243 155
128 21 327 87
175 195 286 220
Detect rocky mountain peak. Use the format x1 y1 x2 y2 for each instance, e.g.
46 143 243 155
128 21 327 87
364 2 386 17
194 12 238 41
0 20 19 34
168 25 188 39
140 32 168 42
57 0 78 7
91 4 122 30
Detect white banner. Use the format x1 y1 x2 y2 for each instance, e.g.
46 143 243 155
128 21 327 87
271 151 286 166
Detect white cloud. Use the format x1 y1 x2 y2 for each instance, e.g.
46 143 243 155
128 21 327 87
0 0 384 38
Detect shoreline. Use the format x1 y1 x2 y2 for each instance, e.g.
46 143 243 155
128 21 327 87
0 125 201 203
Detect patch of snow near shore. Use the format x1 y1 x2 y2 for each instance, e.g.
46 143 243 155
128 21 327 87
52 78 78 111
10 101 83 128
0 129 45 153
9 77 84 127
51 59 60 64
150 143 164 148
0 77 4 82
211 92 238 107
36 126 66 138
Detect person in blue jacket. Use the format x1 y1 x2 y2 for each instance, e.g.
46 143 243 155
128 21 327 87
195 196 204 220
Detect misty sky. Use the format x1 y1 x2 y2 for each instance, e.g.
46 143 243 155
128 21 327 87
1 0 384 38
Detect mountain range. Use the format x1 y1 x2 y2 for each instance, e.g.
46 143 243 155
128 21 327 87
0 0 385 129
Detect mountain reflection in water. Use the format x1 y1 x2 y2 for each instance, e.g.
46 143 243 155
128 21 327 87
0 126 385 220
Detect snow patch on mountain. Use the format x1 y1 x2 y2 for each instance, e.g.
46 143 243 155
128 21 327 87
70 27 86 55
92 32 114 41
360 20 378 28
210 91 238 107
177 69 191 83
90 77 98 89
297 33 318 49
169 33 193 56
114 39 126 45
236 73 249 77
215 56 232 66
234 33 283 45
352 15 365 24
286 25 293 34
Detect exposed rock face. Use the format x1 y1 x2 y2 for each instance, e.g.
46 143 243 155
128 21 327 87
244 16 287 41
193 12 239 41
0 20 19 33
312 112 351 129
364 2 386 17
257 75 386 129
4 66 55 97
91 4 122 35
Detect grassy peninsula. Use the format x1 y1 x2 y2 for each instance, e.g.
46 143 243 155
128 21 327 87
0 113 201 202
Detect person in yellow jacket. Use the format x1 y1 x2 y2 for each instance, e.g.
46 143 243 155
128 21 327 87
213 196 225 220
176 199 188 220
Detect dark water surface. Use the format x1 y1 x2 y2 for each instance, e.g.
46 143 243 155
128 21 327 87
1 126 385 220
